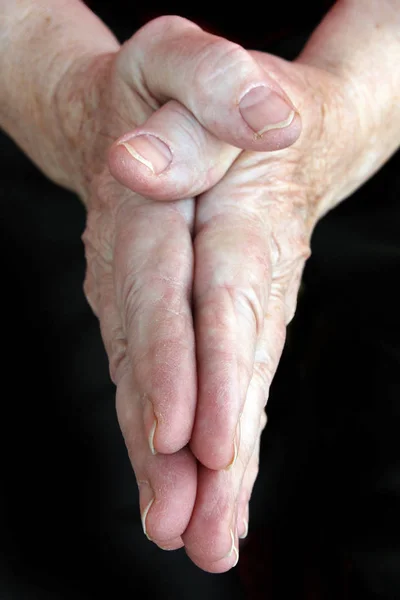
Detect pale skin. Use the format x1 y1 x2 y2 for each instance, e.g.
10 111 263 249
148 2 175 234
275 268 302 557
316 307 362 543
1 0 400 574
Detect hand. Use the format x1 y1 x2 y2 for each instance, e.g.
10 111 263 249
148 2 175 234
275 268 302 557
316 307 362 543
3 0 399 575
59 15 300 564
114 4 400 571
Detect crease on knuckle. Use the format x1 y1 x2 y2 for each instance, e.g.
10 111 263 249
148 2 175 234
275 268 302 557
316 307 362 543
108 333 129 385
252 360 274 403
233 285 265 341
191 39 251 104
253 327 286 400
83 270 99 317
122 270 187 335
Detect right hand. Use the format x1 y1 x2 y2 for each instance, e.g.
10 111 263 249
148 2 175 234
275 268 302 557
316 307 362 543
57 15 300 566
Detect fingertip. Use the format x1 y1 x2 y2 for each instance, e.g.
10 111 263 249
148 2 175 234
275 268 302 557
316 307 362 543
143 449 197 541
185 528 239 573
187 554 238 574
238 503 250 541
153 428 192 455
107 135 174 200
190 387 239 470
157 537 185 551
147 418 192 456
239 518 248 540
190 436 236 472
143 394 193 456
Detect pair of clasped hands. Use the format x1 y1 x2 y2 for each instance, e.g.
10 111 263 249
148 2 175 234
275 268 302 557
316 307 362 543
78 7 393 573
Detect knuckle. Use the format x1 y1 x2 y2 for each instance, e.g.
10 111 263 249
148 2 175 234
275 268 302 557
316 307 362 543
260 410 268 431
139 15 199 39
237 435 256 473
94 280 129 385
192 39 251 101
118 270 142 332
168 100 205 151
235 285 265 340
196 289 236 345
108 331 129 385
253 329 286 398
83 270 99 317
268 206 310 264
163 102 210 184
252 360 274 400
122 268 186 334
284 263 306 325
123 282 192 405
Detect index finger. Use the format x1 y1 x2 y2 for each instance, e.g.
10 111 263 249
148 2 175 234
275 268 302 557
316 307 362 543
113 196 196 455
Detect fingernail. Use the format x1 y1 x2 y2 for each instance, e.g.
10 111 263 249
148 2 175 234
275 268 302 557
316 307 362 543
233 545 239 567
239 86 296 137
138 480 155 540
226 420 241 471
143 394 158 455
225 529 239 567
118 134 172 174
239 519 248 540
148 419 157 455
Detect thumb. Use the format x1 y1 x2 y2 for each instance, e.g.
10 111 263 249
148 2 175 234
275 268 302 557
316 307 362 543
115 15 301 152
108 15 302 201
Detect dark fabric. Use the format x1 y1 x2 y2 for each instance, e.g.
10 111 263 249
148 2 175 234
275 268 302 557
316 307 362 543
86 0 334 47
1 3 400 598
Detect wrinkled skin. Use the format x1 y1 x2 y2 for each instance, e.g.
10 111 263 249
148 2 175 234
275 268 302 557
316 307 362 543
58 10 400 573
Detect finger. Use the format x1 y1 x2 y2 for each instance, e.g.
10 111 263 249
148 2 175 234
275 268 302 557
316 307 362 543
112 196 197 455
234 295 287 546
116 368 197 545
108 99 241 201
190 172 272 470
117 16 301 152
82 206 128 380
183 293 285 572
157 538 185 551
84 237 197 545
238 411 267 541
238 503 249 541
182 359 266 573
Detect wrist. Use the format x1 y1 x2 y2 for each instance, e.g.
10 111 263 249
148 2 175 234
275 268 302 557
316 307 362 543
296 0 400 219
53 50 118 202
0 0 119 197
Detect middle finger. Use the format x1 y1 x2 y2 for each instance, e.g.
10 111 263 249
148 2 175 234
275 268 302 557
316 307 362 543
191 159 272 470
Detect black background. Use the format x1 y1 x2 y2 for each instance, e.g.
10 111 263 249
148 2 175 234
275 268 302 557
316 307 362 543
1 2 400 598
